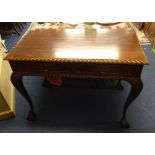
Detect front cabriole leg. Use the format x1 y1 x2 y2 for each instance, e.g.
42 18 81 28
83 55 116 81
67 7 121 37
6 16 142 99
121 78 143 128
11 72 36 121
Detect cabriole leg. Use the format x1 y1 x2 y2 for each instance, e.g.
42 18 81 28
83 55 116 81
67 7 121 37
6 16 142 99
121 78 143 128
11 72 36 121
115 80 123 90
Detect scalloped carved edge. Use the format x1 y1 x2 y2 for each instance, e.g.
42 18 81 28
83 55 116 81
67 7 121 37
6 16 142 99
5 56 148 65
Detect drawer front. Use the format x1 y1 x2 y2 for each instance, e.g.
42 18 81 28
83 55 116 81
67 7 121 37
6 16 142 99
9 61 143 78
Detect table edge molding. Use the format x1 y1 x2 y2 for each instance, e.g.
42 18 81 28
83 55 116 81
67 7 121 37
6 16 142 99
4 56 148 65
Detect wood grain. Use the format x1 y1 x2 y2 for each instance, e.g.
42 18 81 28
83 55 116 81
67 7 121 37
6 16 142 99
5 28 148 65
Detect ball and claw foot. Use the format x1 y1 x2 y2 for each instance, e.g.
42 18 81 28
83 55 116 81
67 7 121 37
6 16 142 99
120 117 130 128
27 111 36 121
115 81 124 90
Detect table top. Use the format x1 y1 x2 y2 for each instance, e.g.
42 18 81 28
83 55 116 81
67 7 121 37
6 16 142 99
5 28 148 65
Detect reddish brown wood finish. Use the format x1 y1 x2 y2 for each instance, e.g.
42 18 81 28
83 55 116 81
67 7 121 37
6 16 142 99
5 28 148 64
5 28 148 128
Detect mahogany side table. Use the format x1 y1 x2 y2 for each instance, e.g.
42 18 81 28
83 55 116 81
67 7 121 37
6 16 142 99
5 28 148 128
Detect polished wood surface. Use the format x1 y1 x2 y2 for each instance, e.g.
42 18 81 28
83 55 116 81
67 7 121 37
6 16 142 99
5 28 148 128
5 28 148 65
